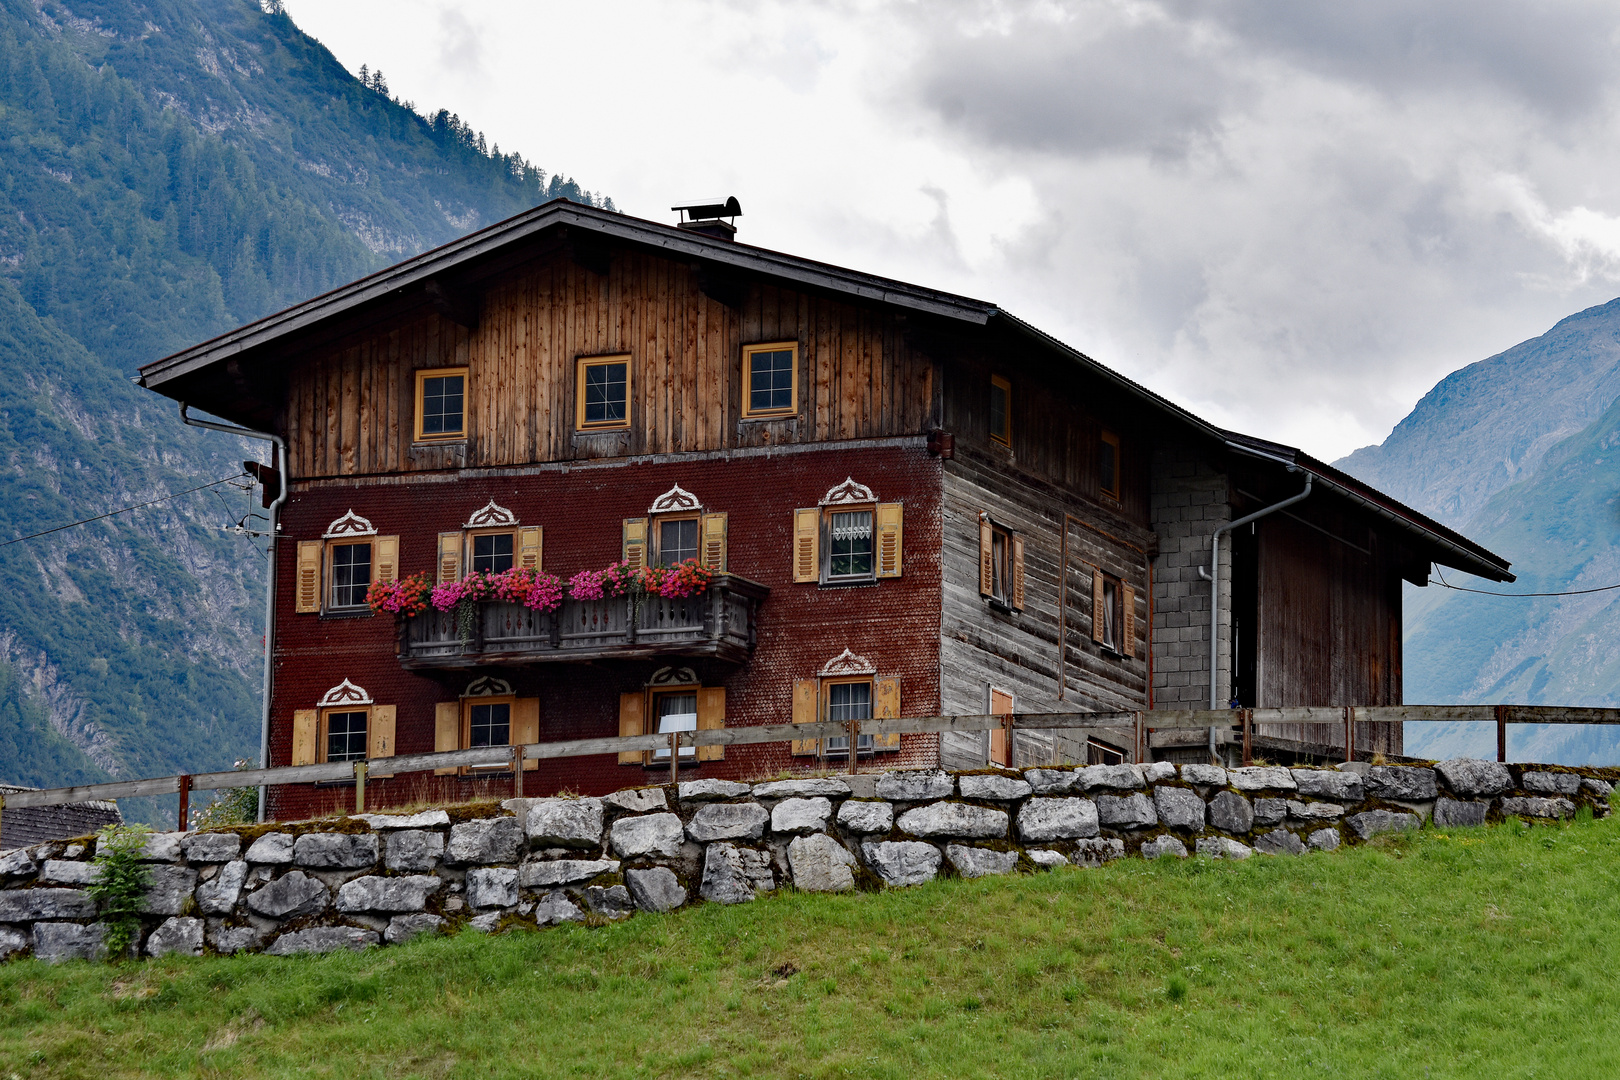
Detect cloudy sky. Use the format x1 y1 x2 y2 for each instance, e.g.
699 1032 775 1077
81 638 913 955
284 0 1620 462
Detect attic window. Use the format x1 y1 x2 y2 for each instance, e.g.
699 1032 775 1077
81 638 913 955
742 343 797 418
577 355 631 431
1099 430 1120 499
415 367 467 442
990 375 1011 446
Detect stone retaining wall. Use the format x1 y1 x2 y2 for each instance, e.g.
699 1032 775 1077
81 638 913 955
1 759 1612 961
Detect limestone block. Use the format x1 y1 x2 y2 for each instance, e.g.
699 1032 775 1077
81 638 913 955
1436 759 1512 798
1071 838 1126 866
770 797 832 836
897 802 1009 839
1346 810 1420 840
1195 836 1253 860
40 860 98 886
946 844 1019 877
1141 762 1177 783
788 834 857 892
246 870 330 919
1286 800 1345 823
686 802 769 843
1017 798 1100 842
610 813 685 858
753 778 852 799
385 913 445 944
293 833 379 870
145 917 204 957
210 924 266 954
1433 798 1488 827
465 913 501 933
1226 767 1296 792
1208 791 1253 833
1179 764 1227 787
525 798 605 849
180 833 241 863
1076 763 1145 791
520 859 620 888
33 922 107 963
1365 766 1437 801
584 884 635 918
1306 828 1340 852
625 867 687 912
1140 835 1187 859
861 841 942 887
1153 787 1206 831
1253 829 1305 856
603 788 668 814
1025 769 1080 794
1500 796 1576 819
1290 770 1363 801
140 865 199 916
266 926 379 955
447 817 524 865
0 927 29 959
534 890 586 925
699 843 775 904
196 859 249 915
959 774 1033 801
678 779 752 802
1026 849 1068 869
836 799 895 834
0 848 37 878
136 832 184 862
1095 793 1158 829
355 810 449 830
873 771 952 801
1253 798 1287 827
466 867 520 909
1521 771 1580 796
385 830 445 872
245 832 294 864
336 874 441 913
1581 777 1615 798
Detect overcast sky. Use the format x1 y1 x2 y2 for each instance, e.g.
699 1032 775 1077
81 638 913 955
284 0 1620 462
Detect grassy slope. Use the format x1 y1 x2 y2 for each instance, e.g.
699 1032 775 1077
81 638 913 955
4 813 1620 1078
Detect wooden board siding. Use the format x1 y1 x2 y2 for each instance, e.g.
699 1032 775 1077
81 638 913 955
284 252 936 480
939 452 1150 770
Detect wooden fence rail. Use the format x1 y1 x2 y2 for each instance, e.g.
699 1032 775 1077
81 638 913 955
5 705 1620 821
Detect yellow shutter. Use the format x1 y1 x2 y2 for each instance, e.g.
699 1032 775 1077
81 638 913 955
368 704 396 778
518 527 543 572
875 503 903 578
978 516 993 596
792 508 819 583
696 686 726 761
791 678 819 755
1011 535 1026 610
437 531 463 585
623 518 648 571
700 512 728 573
1091 569 1106 643
434 701 459 775
291 708 317 766
295 541 321 613
618 692 646 765
1122 584 1136 659
513 697 540 770
873 675 900 751
373 536 399 586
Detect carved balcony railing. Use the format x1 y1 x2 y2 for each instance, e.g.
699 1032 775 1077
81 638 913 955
397 574 769 669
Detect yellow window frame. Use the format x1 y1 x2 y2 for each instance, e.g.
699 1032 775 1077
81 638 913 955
575 354 632 431
317 705 370 765
990 374 1012 446
414 366 468 442
741 342 799 419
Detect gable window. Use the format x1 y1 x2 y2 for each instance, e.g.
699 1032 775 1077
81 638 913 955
415 367 467 442
1099 430 1120 499
470 531 515 575
295 511 397 615
990 375 1011 446
329 541 372 609
977 513 1025 611
290 680 395 768
742 342 797 418
576 355 631 431
792 479 903 585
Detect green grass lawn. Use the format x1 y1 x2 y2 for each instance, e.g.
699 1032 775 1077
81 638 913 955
4 810 1619 1079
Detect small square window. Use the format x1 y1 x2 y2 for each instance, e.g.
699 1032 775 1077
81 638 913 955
328 542 372 609
470 531 514 575
577 356 631 430
415 367 467 441
656 517 699 567
743 343 797 418
468 702 511 748
1099 430 1120 499
324 710 368 763
990 375 1011 446
828 509 874 580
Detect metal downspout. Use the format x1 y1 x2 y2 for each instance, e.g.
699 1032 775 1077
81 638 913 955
180 404 286 823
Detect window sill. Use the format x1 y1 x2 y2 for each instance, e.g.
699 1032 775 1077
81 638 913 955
740 412 797 423
412 438 467 449
985 598 1019 616
320 608 373 620
573 427 631 436
818 577 879 589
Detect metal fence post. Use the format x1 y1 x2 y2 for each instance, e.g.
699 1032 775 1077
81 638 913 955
354 761 367 814
1496 704 1508 763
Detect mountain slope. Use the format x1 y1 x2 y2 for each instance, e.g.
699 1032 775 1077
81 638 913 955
0 0 606 821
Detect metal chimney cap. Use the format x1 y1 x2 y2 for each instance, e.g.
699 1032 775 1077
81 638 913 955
672 196 742 221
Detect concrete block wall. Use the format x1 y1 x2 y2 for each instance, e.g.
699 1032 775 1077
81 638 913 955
1150 443 1232 711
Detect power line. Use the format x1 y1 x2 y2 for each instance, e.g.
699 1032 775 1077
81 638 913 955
0 473 249 548
1430 566 1620 598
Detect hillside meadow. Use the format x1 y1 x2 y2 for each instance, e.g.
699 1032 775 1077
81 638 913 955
3 809 1618 1079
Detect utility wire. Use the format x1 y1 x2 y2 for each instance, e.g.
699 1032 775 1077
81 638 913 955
1 473 249 548
1430 566 1620 598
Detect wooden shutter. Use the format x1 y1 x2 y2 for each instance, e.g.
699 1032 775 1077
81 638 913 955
1011 535 1026 610
696 687 726 761
295 541 321 613
978 517 994 596
434 701 459 775
989 689 1014 766
291 708 317 766
700 512 728 572
1091 569 1106 643
513 697 539 770
623 518 648 571
875 503 903 578
791 678 819 755
373 536 399 585
436 532 463 585
792 508 819 583
368 705 396 778
517 527 543 572
618 692 646 765
1122 584 1136 659
873 675 900 751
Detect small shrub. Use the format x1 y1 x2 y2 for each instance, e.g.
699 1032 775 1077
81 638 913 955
1167 974 1189 1002
88 824 153 962
191 760 260 829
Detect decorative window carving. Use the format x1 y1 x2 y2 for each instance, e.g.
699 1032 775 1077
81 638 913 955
324 510 377 538
819 648 877 677
820 477 877 506
648 485 702 515
463 676 514 698
318 678 373 707
464 501 519 528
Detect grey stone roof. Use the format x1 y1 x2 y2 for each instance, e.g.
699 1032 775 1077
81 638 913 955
1 783 122 851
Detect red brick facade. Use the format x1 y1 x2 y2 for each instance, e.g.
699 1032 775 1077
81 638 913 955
266 443 944 818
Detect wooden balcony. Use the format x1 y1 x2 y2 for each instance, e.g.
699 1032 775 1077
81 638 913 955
397 574 769 669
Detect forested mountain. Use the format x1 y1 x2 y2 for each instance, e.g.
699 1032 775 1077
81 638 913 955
1336 299 1620 763
0 0 606 822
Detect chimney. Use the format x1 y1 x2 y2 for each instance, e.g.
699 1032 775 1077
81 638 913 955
672 196 741 241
